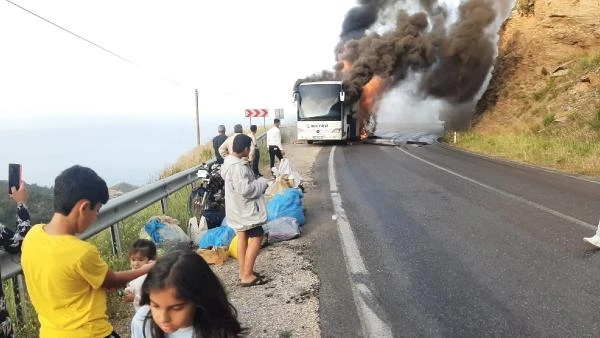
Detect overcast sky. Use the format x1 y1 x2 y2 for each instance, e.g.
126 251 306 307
0 0 355 120
0 0 360 185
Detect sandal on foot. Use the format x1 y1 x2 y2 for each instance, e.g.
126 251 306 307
239 276 268 287
238 271 263 282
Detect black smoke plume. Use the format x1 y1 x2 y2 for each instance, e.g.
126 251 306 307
294 0 511 127
293 70 338 93
420 0 497 103
341 11 439 102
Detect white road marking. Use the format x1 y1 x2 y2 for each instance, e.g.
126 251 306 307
328 146 393 337
396 146 597 230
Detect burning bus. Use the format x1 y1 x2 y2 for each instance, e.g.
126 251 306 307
292 81 361 143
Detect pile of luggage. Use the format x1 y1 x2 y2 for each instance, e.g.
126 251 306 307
192 158 306 264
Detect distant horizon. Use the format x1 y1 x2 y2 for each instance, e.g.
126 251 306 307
2 114 204 187
0 178 139 190
0 113 296 187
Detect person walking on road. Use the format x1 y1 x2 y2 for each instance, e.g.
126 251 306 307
248 124 261 177
212 125 227 164
267 118 284 174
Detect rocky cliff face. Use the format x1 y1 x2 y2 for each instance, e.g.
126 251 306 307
475 0 600 131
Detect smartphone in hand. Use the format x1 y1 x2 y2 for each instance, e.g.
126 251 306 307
8 163 21 195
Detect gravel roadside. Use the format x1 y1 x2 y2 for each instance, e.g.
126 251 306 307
216 144 322 337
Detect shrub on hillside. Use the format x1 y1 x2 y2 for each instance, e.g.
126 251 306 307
517 0 535 17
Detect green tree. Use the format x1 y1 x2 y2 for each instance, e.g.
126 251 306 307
0 181 53 227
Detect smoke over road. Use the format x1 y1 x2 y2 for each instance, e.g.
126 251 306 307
296 0 514 131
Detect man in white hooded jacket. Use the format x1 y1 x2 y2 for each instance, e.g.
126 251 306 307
221 134 270 287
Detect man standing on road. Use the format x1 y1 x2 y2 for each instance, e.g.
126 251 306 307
248 125 261 177
267 119 284 174
213 125 227 164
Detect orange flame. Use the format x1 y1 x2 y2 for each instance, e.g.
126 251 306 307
360 127 369 141
360 75 384 112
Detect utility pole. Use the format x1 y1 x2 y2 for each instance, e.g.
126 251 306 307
195 89 200 146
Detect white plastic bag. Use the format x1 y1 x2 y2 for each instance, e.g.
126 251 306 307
264 217 301 243
187 216 208 246
273 158 303 188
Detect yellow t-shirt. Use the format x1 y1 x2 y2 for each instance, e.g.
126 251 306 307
21 224 112 338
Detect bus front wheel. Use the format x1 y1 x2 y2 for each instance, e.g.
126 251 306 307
307 140 314 144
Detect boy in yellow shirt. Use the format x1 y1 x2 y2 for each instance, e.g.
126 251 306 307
21 165 154 338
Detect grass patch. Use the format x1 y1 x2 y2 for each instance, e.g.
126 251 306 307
577 54 600 70
279 330 294 338
454 132 600 176
3 278 39 338
532 79 556 101
589 107 600 131
542 113 555 127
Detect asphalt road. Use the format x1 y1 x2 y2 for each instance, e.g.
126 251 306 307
306 143 600 337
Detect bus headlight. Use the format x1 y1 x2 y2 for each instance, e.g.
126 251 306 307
331 128 341 134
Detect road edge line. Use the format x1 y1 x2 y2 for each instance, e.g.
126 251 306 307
328 146 393 337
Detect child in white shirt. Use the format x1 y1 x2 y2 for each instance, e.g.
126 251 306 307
124 239 157 310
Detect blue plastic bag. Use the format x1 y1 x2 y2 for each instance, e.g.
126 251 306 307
267 188 304 225
144 218 165 243
199 225 236 249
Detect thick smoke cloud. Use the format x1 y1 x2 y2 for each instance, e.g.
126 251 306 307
292 70 338 93
420 0 497 103
342 11 439 102
294 0 513 129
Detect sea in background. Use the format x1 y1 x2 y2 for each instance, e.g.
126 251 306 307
0 113 261 187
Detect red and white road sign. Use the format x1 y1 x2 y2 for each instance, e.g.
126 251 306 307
245 109 269 117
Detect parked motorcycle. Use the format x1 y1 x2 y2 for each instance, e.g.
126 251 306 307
188 162 225 227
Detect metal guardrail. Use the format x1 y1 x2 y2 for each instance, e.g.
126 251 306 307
0 162 211 280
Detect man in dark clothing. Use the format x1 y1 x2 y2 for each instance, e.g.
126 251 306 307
248 125 261 177
212 125 228 164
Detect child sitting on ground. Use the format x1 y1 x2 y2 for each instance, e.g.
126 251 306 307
130 250 245 337
124 239 157 311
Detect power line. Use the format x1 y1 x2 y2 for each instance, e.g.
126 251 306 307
5 0 184 86
6 0 134 65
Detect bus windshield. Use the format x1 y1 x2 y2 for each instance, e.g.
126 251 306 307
298 84 342 120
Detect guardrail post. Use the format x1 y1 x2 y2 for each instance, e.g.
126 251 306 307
161 197 169 214
12 275 23 323
110 224 123 255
